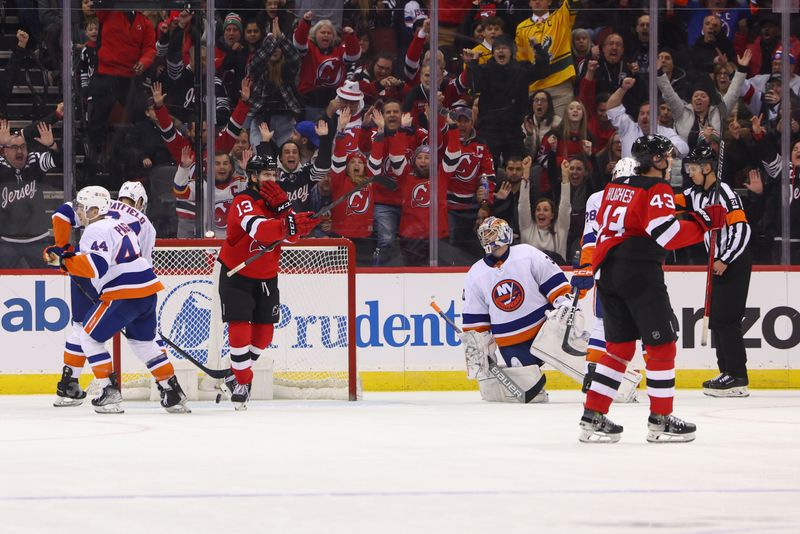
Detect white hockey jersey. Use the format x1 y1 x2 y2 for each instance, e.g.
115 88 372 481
52 200 156 264
462 244 571 347
578 190 603 268
63 218 163 301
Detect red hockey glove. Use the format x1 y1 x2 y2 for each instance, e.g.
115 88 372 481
282 211 318 241
259 181 292 216
691 204 727 232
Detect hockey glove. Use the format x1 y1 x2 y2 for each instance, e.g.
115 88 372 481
691 204 727 232
259 181 292 216
570 265 594 298
459 330 496 380
546 294 574 323
43 245 75 269
282 211 318 241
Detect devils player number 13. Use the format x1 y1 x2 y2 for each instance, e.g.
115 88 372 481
236 200 254 216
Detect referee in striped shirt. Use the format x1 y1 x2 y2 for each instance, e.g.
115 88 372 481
677 142 752 397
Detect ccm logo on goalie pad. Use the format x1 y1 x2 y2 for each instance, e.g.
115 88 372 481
492 280 525 312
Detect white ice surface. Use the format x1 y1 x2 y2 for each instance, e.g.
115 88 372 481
0 391 798 534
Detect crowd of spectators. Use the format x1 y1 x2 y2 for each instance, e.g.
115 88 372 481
1 0 799 267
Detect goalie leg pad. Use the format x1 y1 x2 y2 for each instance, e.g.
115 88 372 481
478 365 547 403
529 318 587 386
460 330 496 379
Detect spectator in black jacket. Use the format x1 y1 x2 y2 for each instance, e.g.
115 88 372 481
463 34 550 168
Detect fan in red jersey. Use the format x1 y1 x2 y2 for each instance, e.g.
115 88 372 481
578 134 727 444
217 155 317 410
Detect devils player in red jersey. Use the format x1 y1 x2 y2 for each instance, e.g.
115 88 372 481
218 155 317 409
578 135 727 444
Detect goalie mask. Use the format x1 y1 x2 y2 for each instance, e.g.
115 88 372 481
478 217 513 254
118 181 148 212
612 157 638 180
75 185 111 224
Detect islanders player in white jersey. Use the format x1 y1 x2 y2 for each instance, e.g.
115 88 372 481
50 182 158 407
571 158 642 403
461 217 575 403
45 186 189 414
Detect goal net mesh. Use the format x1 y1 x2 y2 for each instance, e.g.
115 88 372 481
114 239 357 401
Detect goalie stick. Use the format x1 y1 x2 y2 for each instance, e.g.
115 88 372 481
429 300 544 404
226 174 398 277
701 139 725 347
561 287 586 356
67 274 231 381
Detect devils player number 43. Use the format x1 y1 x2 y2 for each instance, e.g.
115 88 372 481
598 193 676 242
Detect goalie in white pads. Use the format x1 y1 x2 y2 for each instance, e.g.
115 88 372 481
44 186 189 414
461 217 581 403
569 157 642 403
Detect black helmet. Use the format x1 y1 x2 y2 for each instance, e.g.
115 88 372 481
631 134 673 174
246 155 278 177
683 141 715 165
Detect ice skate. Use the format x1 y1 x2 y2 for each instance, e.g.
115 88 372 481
54 366 87 407
579 409 623 443
219 370 237 400
646 413 696 443
158 375 191 414
703 374 749 398
91 373 124 414
231 382 251 411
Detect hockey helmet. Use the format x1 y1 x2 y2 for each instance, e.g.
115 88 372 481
75 185 111 222
611 157 638 180
246 155 278 177
478 217 513 254
683 141 715 165
118 181 149 212
631 134 674 173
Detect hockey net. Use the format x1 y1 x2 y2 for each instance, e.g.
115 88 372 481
112 238 358 401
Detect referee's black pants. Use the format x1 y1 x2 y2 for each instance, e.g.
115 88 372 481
709 249 751 379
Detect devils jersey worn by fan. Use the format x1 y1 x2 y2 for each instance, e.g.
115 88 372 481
593 176 705 270
446 131 496 211
219 190 286 279
329 132 373 238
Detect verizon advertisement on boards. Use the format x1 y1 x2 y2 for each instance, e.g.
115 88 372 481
0 271 797 374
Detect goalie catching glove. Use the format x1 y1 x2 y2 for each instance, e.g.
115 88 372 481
459 330 496 379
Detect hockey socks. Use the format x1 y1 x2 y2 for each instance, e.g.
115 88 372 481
64 323 87 376
584 340 635 414
643 342 676 415
229 321 255 385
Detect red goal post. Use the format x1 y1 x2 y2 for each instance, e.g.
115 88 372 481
112 237 358 401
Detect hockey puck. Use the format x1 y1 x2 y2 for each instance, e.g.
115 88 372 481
215 393 222 404
205 230 215 238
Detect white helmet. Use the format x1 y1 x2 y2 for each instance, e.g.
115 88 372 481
75 186 111 221
118 181 148 212
612 157 639 180
478 216 513 254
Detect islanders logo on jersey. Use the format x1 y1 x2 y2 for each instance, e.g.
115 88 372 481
411 182 430 208
492 279 525 312
346 188 370 215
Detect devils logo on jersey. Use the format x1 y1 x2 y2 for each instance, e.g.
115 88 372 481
316 58 345 88
411 182 430 208
346 188 370 215
249 240 267 253
214 200 232 229
454 152 480 183
492 279 525 312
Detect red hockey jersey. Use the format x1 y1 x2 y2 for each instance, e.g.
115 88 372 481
593 175 706 269
219 189 286 279
293 19 361 95
329 133 374 238
445 130 495 211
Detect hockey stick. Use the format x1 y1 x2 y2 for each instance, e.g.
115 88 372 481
67 273 231 380
430 300 544 404
561 286 587 356
226 174 397 277
701 139 725 347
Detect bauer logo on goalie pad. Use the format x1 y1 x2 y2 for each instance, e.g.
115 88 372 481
158 280 224 364
491 280 525 312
